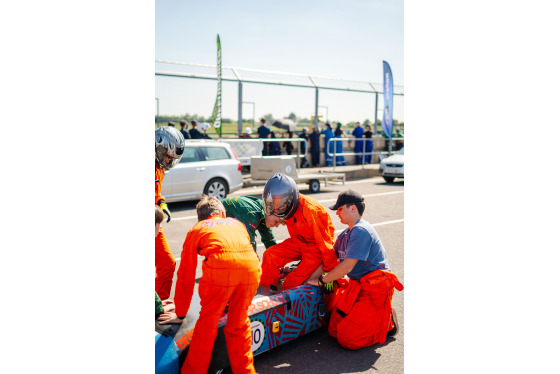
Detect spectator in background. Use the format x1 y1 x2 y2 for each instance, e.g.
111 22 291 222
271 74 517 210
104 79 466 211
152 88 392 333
167 121 176 128
309 126 321 167
352 122 364 164
239 127 252 139
197 122 212 139
321 123 334 166
364 124 373 164
180 120 191 140
268 132 281 155
257 118 271 156
395 129 404 150
334 123 347 166
381 130 390 152
189 120 202 139
298 128 310 168
283 131 294 155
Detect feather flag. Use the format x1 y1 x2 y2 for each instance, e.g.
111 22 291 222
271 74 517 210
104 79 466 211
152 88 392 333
210 35 222 137
381 60 394 139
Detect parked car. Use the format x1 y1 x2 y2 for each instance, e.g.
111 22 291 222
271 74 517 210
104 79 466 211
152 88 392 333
379 147 404 183
160 141 243 202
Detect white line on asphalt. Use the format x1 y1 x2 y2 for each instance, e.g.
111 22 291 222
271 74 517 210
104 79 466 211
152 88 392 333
171 190 403 221
173 217 403 261
318 190 404 204
172 215 198 221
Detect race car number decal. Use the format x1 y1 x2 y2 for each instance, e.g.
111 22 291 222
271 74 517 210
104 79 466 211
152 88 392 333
250 320 266 352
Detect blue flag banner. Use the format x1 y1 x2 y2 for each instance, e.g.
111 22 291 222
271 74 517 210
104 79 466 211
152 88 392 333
381 61 394 139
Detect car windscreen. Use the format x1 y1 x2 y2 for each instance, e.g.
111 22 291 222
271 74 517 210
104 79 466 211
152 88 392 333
179 146 202 163
199 146 231 161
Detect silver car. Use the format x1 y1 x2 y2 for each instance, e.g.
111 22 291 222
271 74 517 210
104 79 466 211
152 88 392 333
161 141 243 202
379 147 404 183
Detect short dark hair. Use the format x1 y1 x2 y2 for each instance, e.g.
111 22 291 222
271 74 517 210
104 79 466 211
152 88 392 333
346 202 365 216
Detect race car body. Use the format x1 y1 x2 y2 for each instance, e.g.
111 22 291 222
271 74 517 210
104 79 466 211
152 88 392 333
155 284 326 373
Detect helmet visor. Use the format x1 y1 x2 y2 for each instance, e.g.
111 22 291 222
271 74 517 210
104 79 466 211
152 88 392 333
264 195 292 218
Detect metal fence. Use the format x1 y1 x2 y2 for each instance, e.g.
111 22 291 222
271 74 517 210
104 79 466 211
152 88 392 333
194 136 404 172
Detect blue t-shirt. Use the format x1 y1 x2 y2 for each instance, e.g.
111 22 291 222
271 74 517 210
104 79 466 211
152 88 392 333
334 219 390 281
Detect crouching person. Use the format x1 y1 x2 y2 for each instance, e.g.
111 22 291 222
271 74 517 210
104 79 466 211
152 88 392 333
260 173 339 291
307 189 403 349
158 196 262 374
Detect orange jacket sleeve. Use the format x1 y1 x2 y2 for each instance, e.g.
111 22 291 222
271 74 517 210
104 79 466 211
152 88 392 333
174 227 199 317
155 166 165 205
301 196 339 271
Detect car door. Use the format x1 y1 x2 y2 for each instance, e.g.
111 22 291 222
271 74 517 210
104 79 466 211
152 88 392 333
161 145 208 202
198 145 235 185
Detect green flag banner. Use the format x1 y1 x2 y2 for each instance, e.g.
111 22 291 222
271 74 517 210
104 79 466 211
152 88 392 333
211 35 222 137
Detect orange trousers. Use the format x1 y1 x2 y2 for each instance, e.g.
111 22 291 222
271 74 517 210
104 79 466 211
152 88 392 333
328 270 403 349
182 266 261 374
260 238 324 291
155 227 176 300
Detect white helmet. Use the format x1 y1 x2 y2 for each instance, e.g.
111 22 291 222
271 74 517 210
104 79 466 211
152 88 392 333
197 122 210 133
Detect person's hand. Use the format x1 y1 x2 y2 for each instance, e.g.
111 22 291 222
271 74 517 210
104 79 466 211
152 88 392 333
158 312 183 324
282 265 293 274
161 298 174 306
160 202 171 222
163 303 175 313
322 281 334 294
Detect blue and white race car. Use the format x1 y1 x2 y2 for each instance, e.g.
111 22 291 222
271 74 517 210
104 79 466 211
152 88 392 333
155 284 327 374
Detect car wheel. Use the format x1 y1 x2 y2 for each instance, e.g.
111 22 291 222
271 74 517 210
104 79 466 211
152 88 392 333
204 178 229 199
383 176 395 183
309 179 320 193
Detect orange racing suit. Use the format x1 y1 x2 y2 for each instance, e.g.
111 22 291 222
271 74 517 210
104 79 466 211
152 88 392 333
174 215 261 374
155 165 175 300
328 270 403 349
260 194 339 291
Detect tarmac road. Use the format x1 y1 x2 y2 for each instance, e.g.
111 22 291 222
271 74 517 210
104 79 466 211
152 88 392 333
161 176 404 374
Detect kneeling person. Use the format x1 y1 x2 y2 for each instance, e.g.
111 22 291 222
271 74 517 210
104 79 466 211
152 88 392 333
158 196 262 374
307 189 403 350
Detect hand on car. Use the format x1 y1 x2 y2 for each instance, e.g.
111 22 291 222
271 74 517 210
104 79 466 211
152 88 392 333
158 312 183 324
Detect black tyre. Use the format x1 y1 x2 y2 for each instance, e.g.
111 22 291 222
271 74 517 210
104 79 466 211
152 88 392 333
204 178 229 199
309 179 320 193
383 176 395 183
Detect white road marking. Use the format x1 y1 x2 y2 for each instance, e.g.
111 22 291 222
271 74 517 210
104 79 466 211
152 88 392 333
171 190 403 221
318 190 404 204
173 217 403 261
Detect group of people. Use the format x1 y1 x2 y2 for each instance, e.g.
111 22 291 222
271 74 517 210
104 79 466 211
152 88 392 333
256 119 390 167
154 126 402 374
167 119 212 140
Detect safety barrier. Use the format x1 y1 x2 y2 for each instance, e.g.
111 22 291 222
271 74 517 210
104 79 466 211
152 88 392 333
189 136 403 172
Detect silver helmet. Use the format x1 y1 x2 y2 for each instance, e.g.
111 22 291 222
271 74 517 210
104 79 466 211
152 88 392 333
155 127 185 170
263 173 300 220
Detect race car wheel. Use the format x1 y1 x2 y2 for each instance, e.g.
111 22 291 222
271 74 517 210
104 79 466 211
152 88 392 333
204 178 229 199
309 179 320 193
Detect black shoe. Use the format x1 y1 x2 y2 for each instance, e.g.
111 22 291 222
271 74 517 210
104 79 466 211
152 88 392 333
387 308 399 337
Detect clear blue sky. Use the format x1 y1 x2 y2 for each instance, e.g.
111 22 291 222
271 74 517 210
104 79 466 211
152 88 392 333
156 0 403 125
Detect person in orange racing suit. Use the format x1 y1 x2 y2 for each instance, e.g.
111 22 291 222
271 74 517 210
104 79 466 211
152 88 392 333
158 196 261 374
307 190 403 349
259 173 339 291
155 126 184 300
